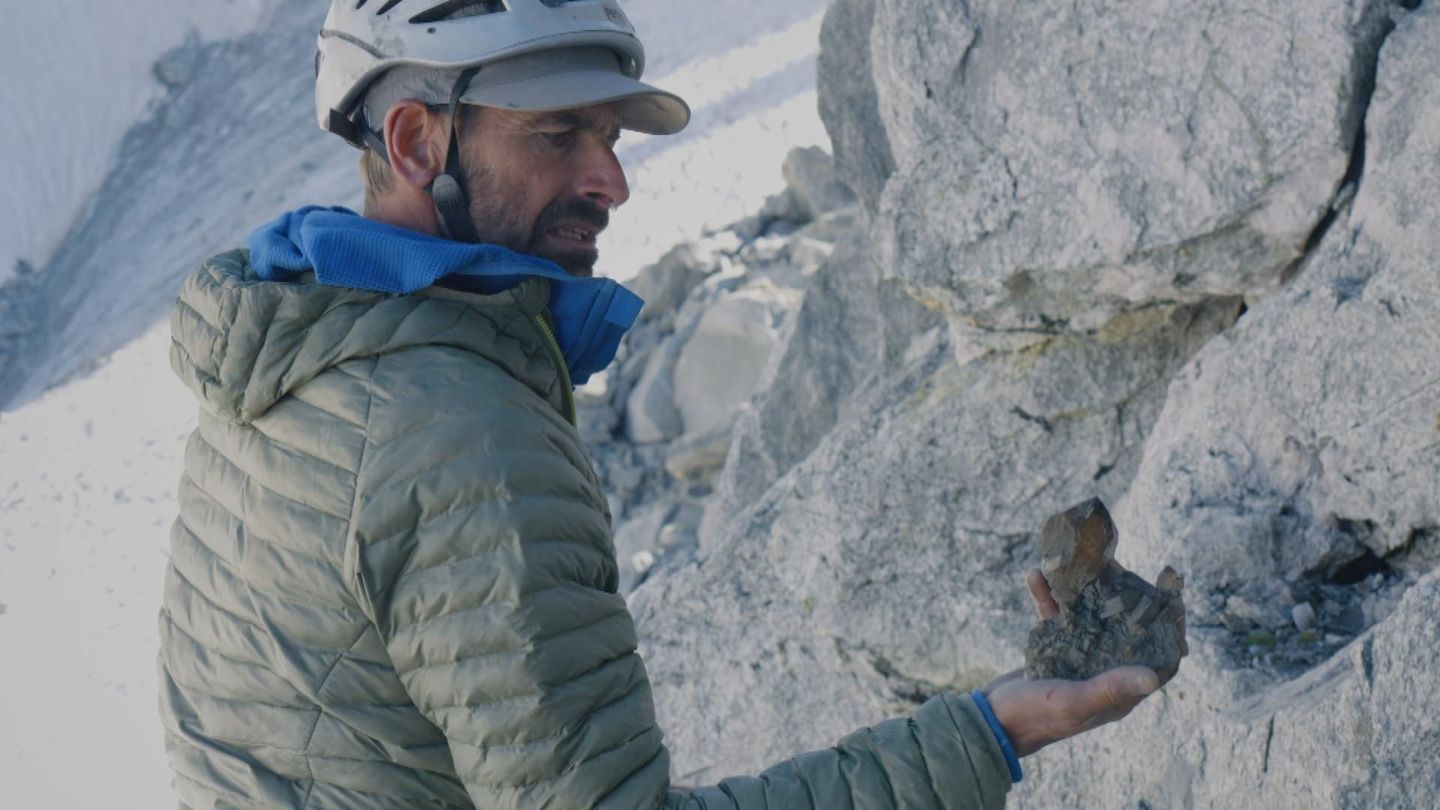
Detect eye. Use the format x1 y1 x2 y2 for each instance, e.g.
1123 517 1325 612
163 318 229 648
540 130 574 148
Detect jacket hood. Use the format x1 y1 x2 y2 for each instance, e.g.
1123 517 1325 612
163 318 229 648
247 206 641 386
170 249 570 424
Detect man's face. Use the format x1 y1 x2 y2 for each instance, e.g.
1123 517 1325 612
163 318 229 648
454 103 629 277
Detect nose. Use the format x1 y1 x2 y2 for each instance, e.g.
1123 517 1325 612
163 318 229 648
576 139 630 210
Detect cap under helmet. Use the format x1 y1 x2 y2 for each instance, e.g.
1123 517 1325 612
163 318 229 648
316 0 688 148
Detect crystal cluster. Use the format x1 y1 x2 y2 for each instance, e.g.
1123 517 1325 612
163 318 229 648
1025 498 1188 680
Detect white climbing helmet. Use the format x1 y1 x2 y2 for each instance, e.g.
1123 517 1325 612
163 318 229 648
315 0 690 149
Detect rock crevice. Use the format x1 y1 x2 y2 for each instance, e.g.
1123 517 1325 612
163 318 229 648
612 1 1439 806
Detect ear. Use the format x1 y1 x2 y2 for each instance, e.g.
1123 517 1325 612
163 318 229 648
383 99 446 189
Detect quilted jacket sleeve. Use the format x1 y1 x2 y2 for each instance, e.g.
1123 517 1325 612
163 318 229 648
660 693 1013 810
348 352 1012 809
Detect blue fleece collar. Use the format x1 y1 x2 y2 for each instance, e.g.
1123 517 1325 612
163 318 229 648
247 205 642 386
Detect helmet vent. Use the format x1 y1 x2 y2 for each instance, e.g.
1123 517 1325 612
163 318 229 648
409 0 507 23
374 0 404 14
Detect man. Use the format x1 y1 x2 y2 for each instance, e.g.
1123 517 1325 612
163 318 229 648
159 1 1168 807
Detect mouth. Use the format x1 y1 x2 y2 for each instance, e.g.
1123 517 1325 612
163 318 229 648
544 223 599 246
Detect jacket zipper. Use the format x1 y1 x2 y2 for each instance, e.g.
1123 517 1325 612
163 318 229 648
532 313 577 426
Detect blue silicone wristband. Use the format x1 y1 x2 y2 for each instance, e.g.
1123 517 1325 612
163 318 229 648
970 689 1023 784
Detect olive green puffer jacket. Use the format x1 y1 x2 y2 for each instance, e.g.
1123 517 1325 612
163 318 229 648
159 249 1013 809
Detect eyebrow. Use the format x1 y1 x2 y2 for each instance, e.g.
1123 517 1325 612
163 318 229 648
533 111 620 136
538 112 588 128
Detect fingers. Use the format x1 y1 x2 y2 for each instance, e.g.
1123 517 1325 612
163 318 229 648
1083 666 1159 726
1026 569 1061 620
986 666 1164 758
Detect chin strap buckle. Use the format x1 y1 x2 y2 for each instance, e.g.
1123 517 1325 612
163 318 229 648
430 173 476 242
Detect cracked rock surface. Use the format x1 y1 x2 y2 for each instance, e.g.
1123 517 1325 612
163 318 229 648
612 1 1440 807
869 0 1396 333
1025 498 1187 680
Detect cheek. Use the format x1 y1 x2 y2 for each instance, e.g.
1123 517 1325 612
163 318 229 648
524 160 574 199
461 140 575 238
517 168 574 227
467 165 530 222
496 159 550 212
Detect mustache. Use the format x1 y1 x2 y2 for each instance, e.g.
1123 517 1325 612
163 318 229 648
532 197 610 236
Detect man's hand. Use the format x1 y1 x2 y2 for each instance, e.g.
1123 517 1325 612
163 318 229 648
981 570 1167 757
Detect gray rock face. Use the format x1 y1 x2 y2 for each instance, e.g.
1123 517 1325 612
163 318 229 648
1115 3 1440 621
585 148 852 592
865 0 1395 333
617 1 1440 807
781 146 859 223
635 294 1237 778
816 0 895 215
700 225 944 548
612 502 673 594
663 425 731 483
621 224 813 448
626 243 710 325
672 290 784 438
624 344 685 444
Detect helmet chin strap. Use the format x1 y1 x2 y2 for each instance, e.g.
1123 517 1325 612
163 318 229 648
429 67 483 244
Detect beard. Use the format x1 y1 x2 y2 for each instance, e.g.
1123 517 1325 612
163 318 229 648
462 163 609 278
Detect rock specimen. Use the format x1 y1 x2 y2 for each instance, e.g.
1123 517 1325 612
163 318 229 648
1025 498 1187 680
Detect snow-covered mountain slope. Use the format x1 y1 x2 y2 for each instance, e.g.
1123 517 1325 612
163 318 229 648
0 1 830 806
0 0 285 289
0 0 830 412
0 323 187 810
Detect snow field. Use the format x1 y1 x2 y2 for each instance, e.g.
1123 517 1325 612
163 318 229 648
0 323 190 809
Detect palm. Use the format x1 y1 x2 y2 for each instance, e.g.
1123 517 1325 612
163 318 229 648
982 570 1167 757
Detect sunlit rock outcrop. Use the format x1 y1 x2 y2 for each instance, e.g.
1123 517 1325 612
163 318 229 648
620 1 1439 806
869 0 1395 334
